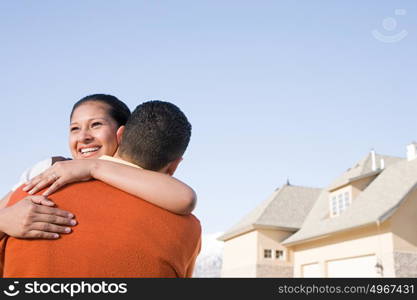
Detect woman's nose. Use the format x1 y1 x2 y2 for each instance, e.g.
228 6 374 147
77 128 93 143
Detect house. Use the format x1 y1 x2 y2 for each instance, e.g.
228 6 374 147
282 146 417 277
219 143 417 278
218 184 321 277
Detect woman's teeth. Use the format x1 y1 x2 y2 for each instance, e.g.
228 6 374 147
80 147 99 154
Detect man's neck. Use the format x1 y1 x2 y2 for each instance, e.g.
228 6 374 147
113 151 123 161
113 150 132 165
112 150 171 175
100 154 142 169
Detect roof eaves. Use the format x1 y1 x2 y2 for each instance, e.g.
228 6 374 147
328 169 382 192
348 169 382 184
253 223 299 232
282 220 377 247
217 225 255 242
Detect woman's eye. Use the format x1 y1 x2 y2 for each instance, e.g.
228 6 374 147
70 127 79 132
91 122 102 128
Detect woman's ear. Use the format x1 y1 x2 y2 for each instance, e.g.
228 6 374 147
116 126 125 144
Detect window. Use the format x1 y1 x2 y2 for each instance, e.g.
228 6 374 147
338 194 344 211
276 250 284 260
330 191 351 217
331 196 337 215
264 249 272 258
343 192 350 209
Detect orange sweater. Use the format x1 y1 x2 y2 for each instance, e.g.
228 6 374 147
2 181 201 278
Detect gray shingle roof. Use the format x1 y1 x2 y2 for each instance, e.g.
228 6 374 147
218 184 322 241
282 154 414 246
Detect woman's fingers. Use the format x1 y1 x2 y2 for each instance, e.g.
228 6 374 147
1 197 76 240
28 195 55 207
27 173 59 195
33 204 75 219
30 222 72 234
42 179 65 197
31 213 77 227
25 230 60 240
23 160 94 197
23 171 60 194
22 174 43 191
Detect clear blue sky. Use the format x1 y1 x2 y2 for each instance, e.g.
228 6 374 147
1 1 416 234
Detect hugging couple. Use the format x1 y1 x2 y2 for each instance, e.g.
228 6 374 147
0 94 201 278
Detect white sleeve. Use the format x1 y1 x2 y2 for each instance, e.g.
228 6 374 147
11 158 53 191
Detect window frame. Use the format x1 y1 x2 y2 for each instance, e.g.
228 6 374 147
275 250 285 261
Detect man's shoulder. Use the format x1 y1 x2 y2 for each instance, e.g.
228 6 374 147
172 213 202 241
188 214 202 230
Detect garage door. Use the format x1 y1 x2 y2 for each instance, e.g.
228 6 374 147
302 263 320 277
327 255 378 277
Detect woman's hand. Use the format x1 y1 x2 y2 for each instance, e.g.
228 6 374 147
23 159 97 196
0 195 76 239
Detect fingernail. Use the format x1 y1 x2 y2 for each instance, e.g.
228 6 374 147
54 234 59 239
28 190 34 195
65 227 71 233
68 213 74 218
70 220 77 225
22 186 29 191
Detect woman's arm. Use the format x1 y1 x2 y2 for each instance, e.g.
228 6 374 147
24 159 197 215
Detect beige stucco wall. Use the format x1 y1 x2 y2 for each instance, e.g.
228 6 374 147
221 230 258 277
256 229 293 262
391 187 417 252
291 222 395 277
390 187 417 277
350 175 377 199
256 229 294 277
221 228 294 277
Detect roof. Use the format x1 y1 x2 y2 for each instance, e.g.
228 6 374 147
328 152 403 191
282 154 416 246
218 184 322 241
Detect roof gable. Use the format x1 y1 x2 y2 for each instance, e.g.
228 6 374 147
218 184 321 241
328 153 403 191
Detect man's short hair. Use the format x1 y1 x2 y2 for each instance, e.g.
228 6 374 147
70 94 131 128
118 101 192 171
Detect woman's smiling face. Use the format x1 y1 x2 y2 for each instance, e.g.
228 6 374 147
69 101 120 159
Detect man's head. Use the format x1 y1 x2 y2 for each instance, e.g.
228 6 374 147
116 101 192 175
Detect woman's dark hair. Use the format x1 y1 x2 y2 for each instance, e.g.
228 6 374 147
70 94 131 127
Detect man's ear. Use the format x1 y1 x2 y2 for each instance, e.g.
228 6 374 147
165 157 183 176
116 126 125 145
